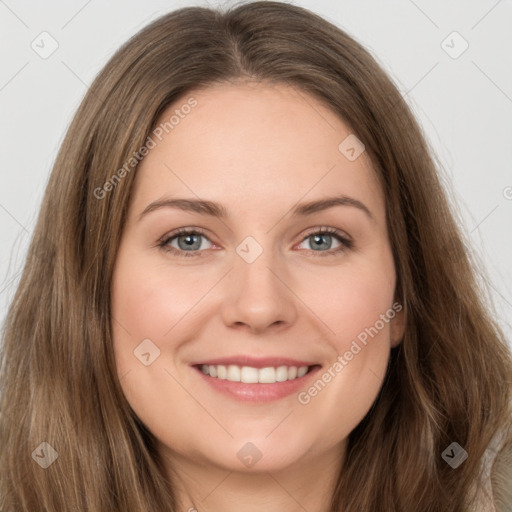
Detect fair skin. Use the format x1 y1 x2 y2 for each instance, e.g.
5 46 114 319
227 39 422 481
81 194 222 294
111 81 405 512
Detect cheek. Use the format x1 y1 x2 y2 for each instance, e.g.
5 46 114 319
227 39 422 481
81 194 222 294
308 250 396 347
111 248 211 346
296 253 396 421
330 275 395 347
110 251 203 437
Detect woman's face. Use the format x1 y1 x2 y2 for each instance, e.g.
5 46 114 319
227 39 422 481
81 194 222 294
111 81 405 476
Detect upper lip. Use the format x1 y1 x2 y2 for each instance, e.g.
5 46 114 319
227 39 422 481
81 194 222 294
191 356 319 369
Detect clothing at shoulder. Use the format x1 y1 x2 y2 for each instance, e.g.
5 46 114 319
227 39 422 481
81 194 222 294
472 427 512 512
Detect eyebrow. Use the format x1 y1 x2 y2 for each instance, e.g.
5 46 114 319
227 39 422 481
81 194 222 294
138 195 374 222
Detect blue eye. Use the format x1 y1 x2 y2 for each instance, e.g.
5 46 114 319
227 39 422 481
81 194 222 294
159 228 212 258
158 227 352 258
297 228 353 254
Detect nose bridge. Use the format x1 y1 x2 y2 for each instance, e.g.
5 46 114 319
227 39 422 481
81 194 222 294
220 233 297 333
233 233 283 300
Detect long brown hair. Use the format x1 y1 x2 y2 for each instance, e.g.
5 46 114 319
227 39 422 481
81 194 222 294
1 2 511 510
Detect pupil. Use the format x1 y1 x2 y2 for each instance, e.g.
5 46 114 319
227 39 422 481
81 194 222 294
313 234 330 250
179 234 200 250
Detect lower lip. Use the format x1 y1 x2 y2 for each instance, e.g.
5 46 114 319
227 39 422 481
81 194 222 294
193 366 321 402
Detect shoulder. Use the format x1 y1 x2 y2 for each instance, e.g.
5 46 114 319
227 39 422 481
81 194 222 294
473 425 512 512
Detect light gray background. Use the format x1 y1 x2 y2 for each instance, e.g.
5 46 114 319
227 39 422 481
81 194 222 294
1 0 511 344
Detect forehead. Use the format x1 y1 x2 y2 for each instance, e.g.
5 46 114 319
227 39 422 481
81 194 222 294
131 81 384 223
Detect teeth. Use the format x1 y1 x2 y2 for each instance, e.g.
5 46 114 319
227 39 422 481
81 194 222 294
200 364 310 383
241 366 259 383
297 366 308 378
276 366 288 382
258 367 276 383
227 365 241 382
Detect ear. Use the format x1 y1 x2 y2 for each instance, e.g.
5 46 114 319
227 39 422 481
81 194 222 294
389 302 406 348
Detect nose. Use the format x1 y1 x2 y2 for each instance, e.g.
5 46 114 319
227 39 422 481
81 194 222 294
220 246 298 335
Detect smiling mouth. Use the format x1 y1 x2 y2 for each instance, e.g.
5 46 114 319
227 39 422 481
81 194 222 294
195 364 317 384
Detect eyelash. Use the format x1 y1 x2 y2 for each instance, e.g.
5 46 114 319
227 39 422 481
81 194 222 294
157 227 353 259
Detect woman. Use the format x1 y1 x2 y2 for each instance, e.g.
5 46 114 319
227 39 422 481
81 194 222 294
1 2 511 510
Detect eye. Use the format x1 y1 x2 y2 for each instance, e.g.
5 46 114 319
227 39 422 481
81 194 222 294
296 227 353 256
158 226 353 258
158 227 213 258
